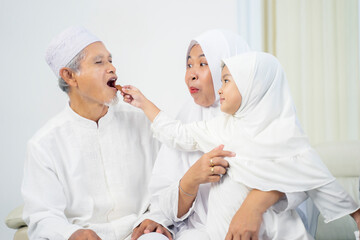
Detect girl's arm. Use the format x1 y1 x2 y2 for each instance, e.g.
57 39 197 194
122 85 217 153
122 85 160 122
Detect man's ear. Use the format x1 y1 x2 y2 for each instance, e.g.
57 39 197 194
59 67 78 87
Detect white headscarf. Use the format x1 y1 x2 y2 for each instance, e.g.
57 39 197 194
186 52 335 192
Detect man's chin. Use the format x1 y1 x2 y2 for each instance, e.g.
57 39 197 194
105 95 119 107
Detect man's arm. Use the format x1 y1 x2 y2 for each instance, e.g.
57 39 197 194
22 141 95 239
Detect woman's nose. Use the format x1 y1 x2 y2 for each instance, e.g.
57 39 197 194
190 71 198 81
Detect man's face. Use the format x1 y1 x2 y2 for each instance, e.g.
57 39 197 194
73 41 118 106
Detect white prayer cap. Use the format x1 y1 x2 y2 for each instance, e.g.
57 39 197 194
45 26 100 78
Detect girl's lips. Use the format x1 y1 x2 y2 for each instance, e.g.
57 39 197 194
220 98 225 104
190 87 199 94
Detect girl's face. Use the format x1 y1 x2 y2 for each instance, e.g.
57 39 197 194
185 44 215 107
219 65 242 115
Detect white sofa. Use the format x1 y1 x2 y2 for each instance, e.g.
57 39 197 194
5 140 360 240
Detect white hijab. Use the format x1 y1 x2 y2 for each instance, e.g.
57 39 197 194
150 29 251 192
187 52 335 192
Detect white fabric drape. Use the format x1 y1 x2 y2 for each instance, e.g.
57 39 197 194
262 0 360 144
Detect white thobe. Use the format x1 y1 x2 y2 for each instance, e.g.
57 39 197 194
21 103 169 240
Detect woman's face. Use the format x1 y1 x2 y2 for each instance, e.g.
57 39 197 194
185 44 215 107
219 65 242 115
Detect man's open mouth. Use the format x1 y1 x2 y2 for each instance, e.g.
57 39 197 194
107 77 117 88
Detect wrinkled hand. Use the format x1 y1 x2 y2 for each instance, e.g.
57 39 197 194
225 205 262 240
69 229 102 240
184 145 234 186
121 85 147 109
131 219 172 240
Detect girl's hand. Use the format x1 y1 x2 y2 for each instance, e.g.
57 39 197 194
121 85 147 109
121 85 160 122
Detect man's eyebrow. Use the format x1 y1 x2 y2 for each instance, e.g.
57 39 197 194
93 54 112 60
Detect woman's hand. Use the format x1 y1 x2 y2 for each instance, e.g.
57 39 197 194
225 189 284 240
225 203 262 240
182 144 234 188
121 85 160 122
177 145 235 217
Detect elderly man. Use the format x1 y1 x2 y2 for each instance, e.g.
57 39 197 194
21 26 172 240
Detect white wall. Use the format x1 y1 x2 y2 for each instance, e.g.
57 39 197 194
0 0 239 238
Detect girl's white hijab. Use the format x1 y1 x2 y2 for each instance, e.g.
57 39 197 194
188 52 334 192
222 52 310 158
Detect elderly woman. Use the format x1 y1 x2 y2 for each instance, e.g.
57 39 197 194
147 30 308 240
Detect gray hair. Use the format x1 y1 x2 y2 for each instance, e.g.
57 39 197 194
58 49 86 93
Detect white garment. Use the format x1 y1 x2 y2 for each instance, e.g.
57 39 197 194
149 30 308 238
150 52 359 239
22 103 167 240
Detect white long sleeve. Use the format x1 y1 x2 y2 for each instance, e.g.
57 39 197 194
152 111 201 152
307 180 359 223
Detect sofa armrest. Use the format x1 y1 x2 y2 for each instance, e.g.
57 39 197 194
313 140 360 240
5 205 27 229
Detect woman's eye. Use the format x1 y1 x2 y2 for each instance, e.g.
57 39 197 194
187 64 192 68
95 61 102 64
200 63 208 67
224 79 229 83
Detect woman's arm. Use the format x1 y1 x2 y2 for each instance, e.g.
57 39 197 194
225 189 284 240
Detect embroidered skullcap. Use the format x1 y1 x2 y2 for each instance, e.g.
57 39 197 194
45 26 100 78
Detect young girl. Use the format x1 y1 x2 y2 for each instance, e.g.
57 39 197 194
122 52 360 239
